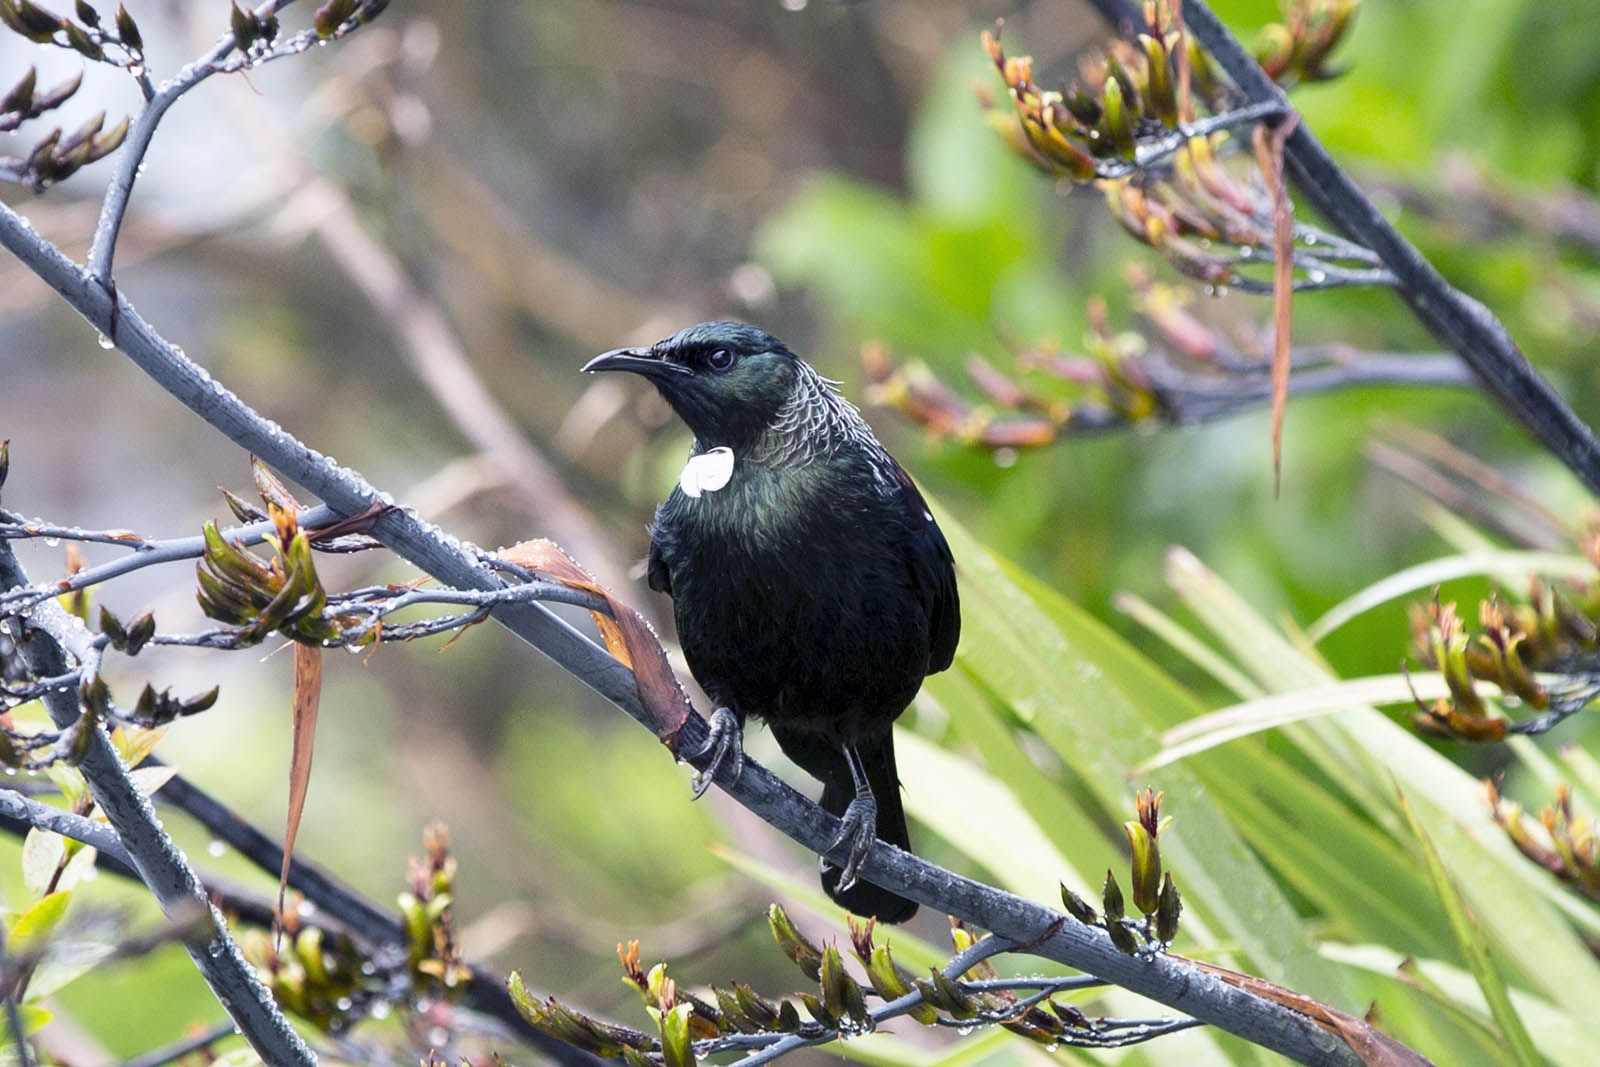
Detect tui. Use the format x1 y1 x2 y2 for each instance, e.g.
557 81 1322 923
583 321 959 923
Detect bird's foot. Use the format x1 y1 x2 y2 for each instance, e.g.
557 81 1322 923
690 706 744 799
828 793 879 893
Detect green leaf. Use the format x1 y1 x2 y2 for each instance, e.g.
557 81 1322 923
1306 550 1593 642
21 827 65 898
54 842 96 894
9 890 70 958
126 763 179 797
1138 672 1491 772
24 930 115 1000
1396 795 1542 1067
932 502 1352 1004
893 730 1083 902
1326 942 1591 1067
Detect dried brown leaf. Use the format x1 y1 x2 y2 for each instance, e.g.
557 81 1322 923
277 642 323 947
499 540 692 746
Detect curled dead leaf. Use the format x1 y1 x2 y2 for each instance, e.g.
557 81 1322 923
499 539 693 747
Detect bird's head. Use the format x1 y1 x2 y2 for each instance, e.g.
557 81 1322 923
582 321 801 450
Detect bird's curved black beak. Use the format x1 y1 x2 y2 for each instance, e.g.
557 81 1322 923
581 347 691 377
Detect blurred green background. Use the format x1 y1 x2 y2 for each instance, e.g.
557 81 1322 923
4 0 1600 1063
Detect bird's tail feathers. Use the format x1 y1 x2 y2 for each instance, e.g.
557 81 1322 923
775 727 918 924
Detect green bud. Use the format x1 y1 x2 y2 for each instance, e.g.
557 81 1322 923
1061 883 1099 924
113 3 138 50
1156 873 1182 944
798 992 837 1030
62 19 102 60
15 0 63 43
313 0 356 37
1107 919 1140 956
713 987 756 1034
124 610 154 655
768 904 823 982
2 71 35 116
1101 868 1125 922
230 2 258 51
1124 819 1162 917
1101 75 1136 160
1140 33 1177 126
99 605 126 646
732 983 782 1031
657 1001 695 1067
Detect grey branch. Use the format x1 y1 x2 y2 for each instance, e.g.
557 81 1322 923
0 544 316 1067
0 505 342 611
0 787 135 864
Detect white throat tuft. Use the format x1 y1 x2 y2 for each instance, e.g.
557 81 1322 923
679 447 735 498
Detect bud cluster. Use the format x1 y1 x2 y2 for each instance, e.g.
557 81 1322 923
1062 787 1183 955
1487 782 1600 903
1409 569 1600 741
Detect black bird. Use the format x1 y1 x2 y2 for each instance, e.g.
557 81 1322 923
583 321 959 922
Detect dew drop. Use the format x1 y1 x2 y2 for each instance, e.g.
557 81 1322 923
1237 245 1255 259
207 839 227 857
96 333 114 349
781 0 808 8
956 1025 975 1036
1307 269 1326 284
1302 232 1318 245
993 447 1019 469
335 996 353 1012
369 1000 392 1020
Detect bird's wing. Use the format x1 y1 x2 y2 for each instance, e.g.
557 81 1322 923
646 509 673 595
894 465 960 674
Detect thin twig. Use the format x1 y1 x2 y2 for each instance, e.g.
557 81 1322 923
117 1019 239 1067
87 1 303 283
0 505 342 611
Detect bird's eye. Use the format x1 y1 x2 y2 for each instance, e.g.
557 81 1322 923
707 348 735 371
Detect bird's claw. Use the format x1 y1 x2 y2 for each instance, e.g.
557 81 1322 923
690 706 744 799
828 793 879 893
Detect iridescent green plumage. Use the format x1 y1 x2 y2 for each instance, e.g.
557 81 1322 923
585 322 959 922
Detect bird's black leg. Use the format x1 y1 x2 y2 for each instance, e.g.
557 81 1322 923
829 743 879 892
690 706 745 799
